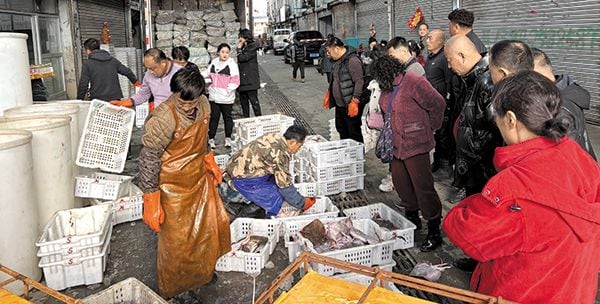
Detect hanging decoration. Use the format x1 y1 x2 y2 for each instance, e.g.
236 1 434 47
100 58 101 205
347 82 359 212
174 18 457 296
408 7 424 31
369 22 377 38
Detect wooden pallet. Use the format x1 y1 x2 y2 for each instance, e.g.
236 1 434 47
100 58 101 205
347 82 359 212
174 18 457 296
0 264 80 304
256 252 515 304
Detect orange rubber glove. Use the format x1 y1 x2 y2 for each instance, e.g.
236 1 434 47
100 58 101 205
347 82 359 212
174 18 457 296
110 98 133 108
134 81 142 87
149 101 155 112
143 191 164 232
304 197 317 211
348 98 360 117
322 90 330 109
204 151 223 186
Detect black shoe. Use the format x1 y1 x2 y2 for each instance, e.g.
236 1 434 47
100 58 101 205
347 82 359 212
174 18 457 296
404 210 422 230
419 219 442 252
448 187 466 204
432 166 453 182
453 257 478 272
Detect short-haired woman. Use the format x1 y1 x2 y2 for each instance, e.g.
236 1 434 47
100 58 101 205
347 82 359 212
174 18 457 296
443 71 600 303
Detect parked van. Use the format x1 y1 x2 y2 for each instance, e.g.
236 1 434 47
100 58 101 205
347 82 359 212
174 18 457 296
272 28 292 55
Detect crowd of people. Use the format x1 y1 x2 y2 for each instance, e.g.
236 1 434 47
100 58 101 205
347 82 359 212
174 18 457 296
76 8 600 302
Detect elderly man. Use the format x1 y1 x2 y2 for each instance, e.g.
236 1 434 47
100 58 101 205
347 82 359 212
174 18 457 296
224 125 316 217
110 48 181 110
425 29 455 180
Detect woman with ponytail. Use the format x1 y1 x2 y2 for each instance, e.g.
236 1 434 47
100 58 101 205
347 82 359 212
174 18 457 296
443 71 600 303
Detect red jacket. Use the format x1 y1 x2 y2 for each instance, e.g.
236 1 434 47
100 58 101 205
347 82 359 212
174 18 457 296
443 136 600 303
379 72 445 160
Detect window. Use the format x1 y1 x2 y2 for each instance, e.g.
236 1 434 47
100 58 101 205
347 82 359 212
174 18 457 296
0 13 35 62
295 31 323 40
37 16 64 99
35 0 58 14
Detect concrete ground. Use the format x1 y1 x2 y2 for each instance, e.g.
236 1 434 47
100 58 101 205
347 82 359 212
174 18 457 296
39 51 600 303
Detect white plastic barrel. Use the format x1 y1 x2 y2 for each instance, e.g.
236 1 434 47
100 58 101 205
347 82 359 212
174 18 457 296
3 104 80 160
0 33 33 116
0 116 74 232
55 100 91 137
0 129 41 293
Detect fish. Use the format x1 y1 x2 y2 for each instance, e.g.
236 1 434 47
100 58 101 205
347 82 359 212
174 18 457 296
232 234 269 253
372 213 398 230
299 218 380 253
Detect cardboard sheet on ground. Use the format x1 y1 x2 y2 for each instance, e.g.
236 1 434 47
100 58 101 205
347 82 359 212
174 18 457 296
274 271 434 304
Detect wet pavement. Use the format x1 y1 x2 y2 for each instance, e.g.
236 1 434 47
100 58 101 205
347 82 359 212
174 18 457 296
38 51 600 303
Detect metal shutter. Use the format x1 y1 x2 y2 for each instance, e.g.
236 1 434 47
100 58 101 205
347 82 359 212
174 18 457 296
78 0 127 47
394 0 453 40
461 0 600 124
356 0 389 42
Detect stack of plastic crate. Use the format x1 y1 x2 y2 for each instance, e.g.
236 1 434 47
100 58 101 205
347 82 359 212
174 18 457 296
36 205 113 290
231 114 296 152
294 139 365 196
87 182 144 226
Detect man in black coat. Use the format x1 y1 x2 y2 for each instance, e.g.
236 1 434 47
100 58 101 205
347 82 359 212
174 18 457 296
425 29 455 180
77 38 139 101
237 29 262 117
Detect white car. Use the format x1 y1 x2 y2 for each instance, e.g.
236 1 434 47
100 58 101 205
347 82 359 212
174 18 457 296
272 28 291 55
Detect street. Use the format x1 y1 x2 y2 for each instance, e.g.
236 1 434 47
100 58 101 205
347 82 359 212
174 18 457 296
40 50 600 304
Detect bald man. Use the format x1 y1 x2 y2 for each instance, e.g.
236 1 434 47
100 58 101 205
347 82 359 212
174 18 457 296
425 29 455 180
443 35 502 272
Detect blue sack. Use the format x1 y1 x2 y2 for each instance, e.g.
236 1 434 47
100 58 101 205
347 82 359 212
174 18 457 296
232 175 285 216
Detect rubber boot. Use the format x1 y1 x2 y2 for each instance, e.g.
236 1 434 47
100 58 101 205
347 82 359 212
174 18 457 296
420 218 442 252
404 210 422 230
432 159 452 182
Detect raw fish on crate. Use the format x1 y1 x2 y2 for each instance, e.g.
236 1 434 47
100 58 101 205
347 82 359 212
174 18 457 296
299 218 381 253
231 234 269 253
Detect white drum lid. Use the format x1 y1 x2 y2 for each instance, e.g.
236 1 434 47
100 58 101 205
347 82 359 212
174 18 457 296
0 129 32 150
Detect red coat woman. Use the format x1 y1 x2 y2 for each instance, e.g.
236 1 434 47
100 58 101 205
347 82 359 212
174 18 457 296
443 71 600 303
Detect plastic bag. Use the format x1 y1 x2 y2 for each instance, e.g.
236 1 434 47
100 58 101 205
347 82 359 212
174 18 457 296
409 262 451 282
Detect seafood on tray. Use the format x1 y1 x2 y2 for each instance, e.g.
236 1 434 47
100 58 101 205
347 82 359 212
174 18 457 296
232 234 269 253
299 218 380 253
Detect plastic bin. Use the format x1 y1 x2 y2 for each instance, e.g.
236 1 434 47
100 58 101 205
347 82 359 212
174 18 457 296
39 237 110 290
36 205 112 264
135 102 149 128
274 197 339 240
82 277 167 304
90 185 143 226
75 172 133 200
292 219 397 276
306 161 365 181
215 218 280 273
295 174 365 196
342 203 416 250
215 154 230 171
76 99 135 173
233 114 295 141
303 139 364 167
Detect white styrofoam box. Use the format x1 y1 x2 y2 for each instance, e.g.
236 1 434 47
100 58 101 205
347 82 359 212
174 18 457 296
215 218 281 273
75 172 133 200
135 102 149 128
294 219 397 276
90 185 143 226
36 205 112 262
303 139 364 167
233 114 295 142
76 99 136 173
39 237 110 290
295 174 365 197
332 262 400 292
215 154 230 171
82 277 168 304
342 203 416 250
273 197 340 238
306 161 365 181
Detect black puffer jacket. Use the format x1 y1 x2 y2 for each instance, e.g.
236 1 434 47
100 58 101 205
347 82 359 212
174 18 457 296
454 55 503 190
329 47 364 107
556 74 597 160
237 40 260 91
77 49 138 100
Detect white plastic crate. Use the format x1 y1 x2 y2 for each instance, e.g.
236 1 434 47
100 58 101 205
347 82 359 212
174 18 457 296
90 185 144 226
304 139 364 167
36 205 113 264
342 203 417 250
274 197 340 238
215 154 230 171
135 102 149 128
332 262 400 292
306 161 365 181
293 219 397 276
233 114 295 141
215 218 281 273
82 277 167 304
284 217 347 263
295 174 365 196
75 172 133 200
76 99 136 173
39 237 110 290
